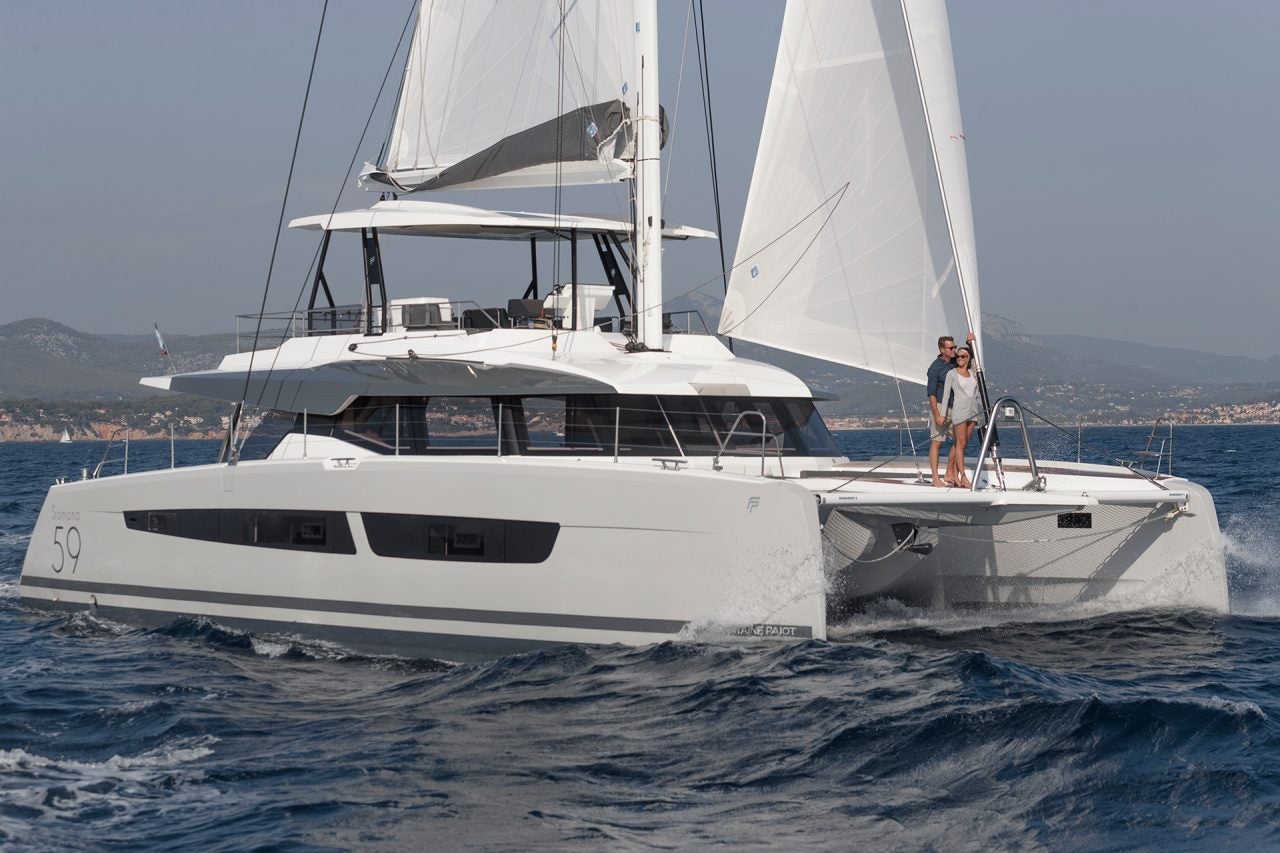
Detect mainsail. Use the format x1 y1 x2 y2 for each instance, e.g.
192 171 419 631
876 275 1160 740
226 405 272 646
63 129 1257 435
719 0 981 384
363 1 645 193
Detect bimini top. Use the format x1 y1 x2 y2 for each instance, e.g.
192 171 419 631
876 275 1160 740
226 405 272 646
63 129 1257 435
289 199 715 241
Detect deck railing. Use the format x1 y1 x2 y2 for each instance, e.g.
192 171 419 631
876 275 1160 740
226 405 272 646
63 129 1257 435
235 400 810 477
234 304 715 350
973 397 1173 493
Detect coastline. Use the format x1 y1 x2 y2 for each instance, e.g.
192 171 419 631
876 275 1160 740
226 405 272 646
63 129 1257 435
823 417 1280 432
2 420 1276 443
0 424 222 443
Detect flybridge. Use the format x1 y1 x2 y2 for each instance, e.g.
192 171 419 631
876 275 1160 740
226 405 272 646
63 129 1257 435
284 199 715 342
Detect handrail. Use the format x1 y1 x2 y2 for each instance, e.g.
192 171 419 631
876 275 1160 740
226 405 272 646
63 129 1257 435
234 301 718 347
713 410 782 477
973 397 1171 493
93 428 131 479
662 309 713 335
972 397 1038 492
1131 416 1174 476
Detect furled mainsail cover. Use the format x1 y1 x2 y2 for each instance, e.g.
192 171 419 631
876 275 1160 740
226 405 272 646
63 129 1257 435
364 0 641 193
719 0 981 384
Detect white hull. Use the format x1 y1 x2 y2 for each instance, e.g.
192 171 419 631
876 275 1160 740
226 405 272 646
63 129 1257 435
811 458 1229 613
19 457 827 661
19 446 1229 661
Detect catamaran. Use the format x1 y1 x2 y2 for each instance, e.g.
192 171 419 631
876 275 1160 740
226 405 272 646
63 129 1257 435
20 0 1227 661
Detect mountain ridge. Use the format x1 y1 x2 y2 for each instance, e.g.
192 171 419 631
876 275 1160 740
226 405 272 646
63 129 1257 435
1 315 1277 422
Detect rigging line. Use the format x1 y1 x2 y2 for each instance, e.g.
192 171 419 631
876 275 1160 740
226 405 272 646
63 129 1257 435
819 455 909 492
892 377 925 481
243 0 418 427
935 511 1174 545
376 0 420 171
863 290 921 483
550 0 567 316
898 0 978 344
1016 403 1170 484
234 0 330 456
349 329 565 360
897 0 999 478
716 182 850 336
417 0 439 168
621 182 851 326
663 1 695 205
693 0 730 303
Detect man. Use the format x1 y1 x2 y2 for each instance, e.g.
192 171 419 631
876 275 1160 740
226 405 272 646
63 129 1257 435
927 336 958 487
926 331 975 487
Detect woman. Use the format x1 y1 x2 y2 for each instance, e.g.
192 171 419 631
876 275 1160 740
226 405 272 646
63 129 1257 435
941 346 982 487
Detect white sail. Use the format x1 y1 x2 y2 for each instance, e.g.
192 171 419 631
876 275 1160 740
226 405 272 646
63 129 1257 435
719 0 981 384
364 1 639 193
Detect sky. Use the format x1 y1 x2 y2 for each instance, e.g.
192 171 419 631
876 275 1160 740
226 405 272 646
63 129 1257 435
1 1 1277 358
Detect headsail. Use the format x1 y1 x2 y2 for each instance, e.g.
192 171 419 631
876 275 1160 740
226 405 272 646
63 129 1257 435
719 0 981 384
363 1 645 193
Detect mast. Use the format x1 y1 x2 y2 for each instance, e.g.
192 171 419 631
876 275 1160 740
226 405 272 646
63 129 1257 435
634 0 664 351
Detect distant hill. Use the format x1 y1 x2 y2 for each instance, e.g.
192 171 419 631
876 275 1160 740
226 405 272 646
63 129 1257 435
0 318 242 400
669 296 1280 419
1038 333 1280 384
2 313 1278 423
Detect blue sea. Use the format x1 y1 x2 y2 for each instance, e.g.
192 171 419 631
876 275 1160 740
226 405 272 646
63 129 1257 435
1 426 1277 850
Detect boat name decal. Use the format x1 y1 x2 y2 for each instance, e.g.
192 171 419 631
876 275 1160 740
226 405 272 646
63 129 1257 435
732 623 807 639
50 525 82 574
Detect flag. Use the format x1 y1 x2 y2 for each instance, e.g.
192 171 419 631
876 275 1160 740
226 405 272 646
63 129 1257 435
154 321 168 357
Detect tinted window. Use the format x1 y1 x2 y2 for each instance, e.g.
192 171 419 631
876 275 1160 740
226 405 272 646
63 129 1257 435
238 410 299 460
123 509 356 554
362 513 558 563
281 394 839 457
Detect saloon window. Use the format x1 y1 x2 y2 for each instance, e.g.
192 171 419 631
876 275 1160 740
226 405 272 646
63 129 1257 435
123 509 356 554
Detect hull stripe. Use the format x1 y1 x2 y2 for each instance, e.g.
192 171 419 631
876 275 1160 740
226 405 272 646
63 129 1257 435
21 574 694 634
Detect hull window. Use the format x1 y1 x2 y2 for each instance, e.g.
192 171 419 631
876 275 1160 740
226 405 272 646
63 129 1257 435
123 509 357 554
362 513 559 563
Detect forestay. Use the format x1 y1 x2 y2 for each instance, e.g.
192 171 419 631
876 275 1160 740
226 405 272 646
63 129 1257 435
719 0 981 384
363 1 641 193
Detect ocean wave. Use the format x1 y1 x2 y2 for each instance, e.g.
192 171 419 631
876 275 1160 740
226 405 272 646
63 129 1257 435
0 735 220 836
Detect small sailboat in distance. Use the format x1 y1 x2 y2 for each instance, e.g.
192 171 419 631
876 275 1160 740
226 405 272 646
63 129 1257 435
59 427 72 444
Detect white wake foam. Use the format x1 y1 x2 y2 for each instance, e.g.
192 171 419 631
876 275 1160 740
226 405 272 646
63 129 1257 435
1221 508 1280 616
0 735 220 832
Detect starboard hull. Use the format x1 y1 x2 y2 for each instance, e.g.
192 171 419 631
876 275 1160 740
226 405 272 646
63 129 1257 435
19 458 827 662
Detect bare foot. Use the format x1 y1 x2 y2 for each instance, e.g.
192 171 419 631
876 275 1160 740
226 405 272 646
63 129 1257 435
932 476 946 488
943 478 958 488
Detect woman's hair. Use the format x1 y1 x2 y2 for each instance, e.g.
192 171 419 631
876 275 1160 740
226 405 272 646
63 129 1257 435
955 346 972 362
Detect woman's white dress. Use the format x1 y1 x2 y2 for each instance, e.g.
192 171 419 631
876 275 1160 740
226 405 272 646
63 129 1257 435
942 370 982 424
